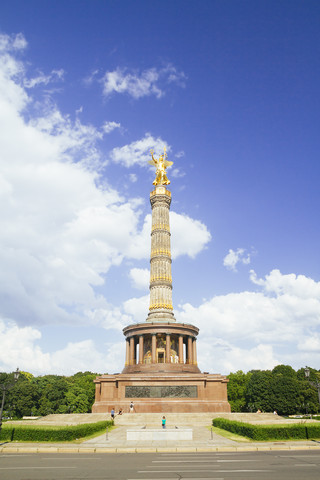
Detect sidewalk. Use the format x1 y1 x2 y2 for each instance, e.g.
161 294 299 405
1 425 320 453
1 413 320 453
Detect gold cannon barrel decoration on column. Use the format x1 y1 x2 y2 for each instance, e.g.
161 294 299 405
147 148 175 323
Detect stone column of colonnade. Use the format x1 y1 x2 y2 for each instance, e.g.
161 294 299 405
147 186 175 322
126 333 198 366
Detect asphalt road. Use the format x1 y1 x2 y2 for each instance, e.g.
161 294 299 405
0 450 320 480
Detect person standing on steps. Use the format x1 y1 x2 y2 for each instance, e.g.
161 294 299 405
162 416 166 429
111 408 115 421
129 401 134 413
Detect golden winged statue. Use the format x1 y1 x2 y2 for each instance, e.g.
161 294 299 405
149 147 173 185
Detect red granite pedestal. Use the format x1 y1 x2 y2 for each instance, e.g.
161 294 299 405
92 322 231 414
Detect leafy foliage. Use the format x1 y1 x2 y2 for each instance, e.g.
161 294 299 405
227 370 252 412
212 417 320 441
0 421 113 442
227 364 320 415
1 371 100 418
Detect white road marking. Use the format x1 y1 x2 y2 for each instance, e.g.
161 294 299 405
217 470 272 473
139 469 270 473
139 470 221 473
152 459 258 463
0 467 76 470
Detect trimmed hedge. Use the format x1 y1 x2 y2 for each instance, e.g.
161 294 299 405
0 420 113 442
212 418 320 441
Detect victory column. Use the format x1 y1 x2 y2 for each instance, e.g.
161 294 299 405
92 149 230 413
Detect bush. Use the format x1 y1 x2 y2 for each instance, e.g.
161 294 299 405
0 420 113 442
212 418 320 441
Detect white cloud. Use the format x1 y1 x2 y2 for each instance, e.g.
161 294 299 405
129 173 137 183
0 317 124 375
24 69 64 88
123 212 211 261
176 269 320 373
102 120 121 134
0 35 149 329
0 32 27 52
170 212 211 259
223 248 251 271
250 268 320 298
171 168 185 178
129 268 149 290
101 64 186 99
123 295 149 324
110 133 168 168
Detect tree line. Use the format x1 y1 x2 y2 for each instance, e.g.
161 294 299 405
227 365 320 415
1 365 319 418
0 371 98 418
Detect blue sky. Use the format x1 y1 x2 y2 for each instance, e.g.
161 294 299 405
0 0 320 376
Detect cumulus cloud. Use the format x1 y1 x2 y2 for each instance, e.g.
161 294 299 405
122 212 211 261
250 268 320 298
0 34 143 329
176 269 320 373
223 248 251 271
101 64 186 99
123 295 149 324
0 317 124 375
0 35 209 342
170 212 211 259
129 268 149 290
110 133 168 168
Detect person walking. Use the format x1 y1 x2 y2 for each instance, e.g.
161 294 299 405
162 416 166 429
129 401 134 413
111 408 115 420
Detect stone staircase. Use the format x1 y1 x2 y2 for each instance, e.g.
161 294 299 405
9 412 316 427
114 412 283 427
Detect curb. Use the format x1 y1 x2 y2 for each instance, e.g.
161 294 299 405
1 444 319 454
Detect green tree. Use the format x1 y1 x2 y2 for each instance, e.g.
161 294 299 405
68 372 97 409
270 373 302 415
65 385 90 413
227 370 252 412
5 372 40 418
33 375 68 415
245 370 273 412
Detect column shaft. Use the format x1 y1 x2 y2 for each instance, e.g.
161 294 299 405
179 335 184 363
166 334 171 363
139 335 144 364
129 336 135 365
152 334 157 363
192 338 197 365
125 339 130 366
187 336 193 364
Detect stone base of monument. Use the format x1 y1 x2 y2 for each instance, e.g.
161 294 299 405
126 427 193 441
92 371 231 413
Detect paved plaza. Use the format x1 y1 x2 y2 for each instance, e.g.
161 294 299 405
1 413 319 453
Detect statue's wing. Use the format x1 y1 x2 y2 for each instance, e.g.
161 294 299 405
148 159 157 166
164 160 173 167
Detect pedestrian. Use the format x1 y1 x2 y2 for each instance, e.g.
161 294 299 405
129 401 134 413
118 408 123 415
162 416 166 429
111 408 115 420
